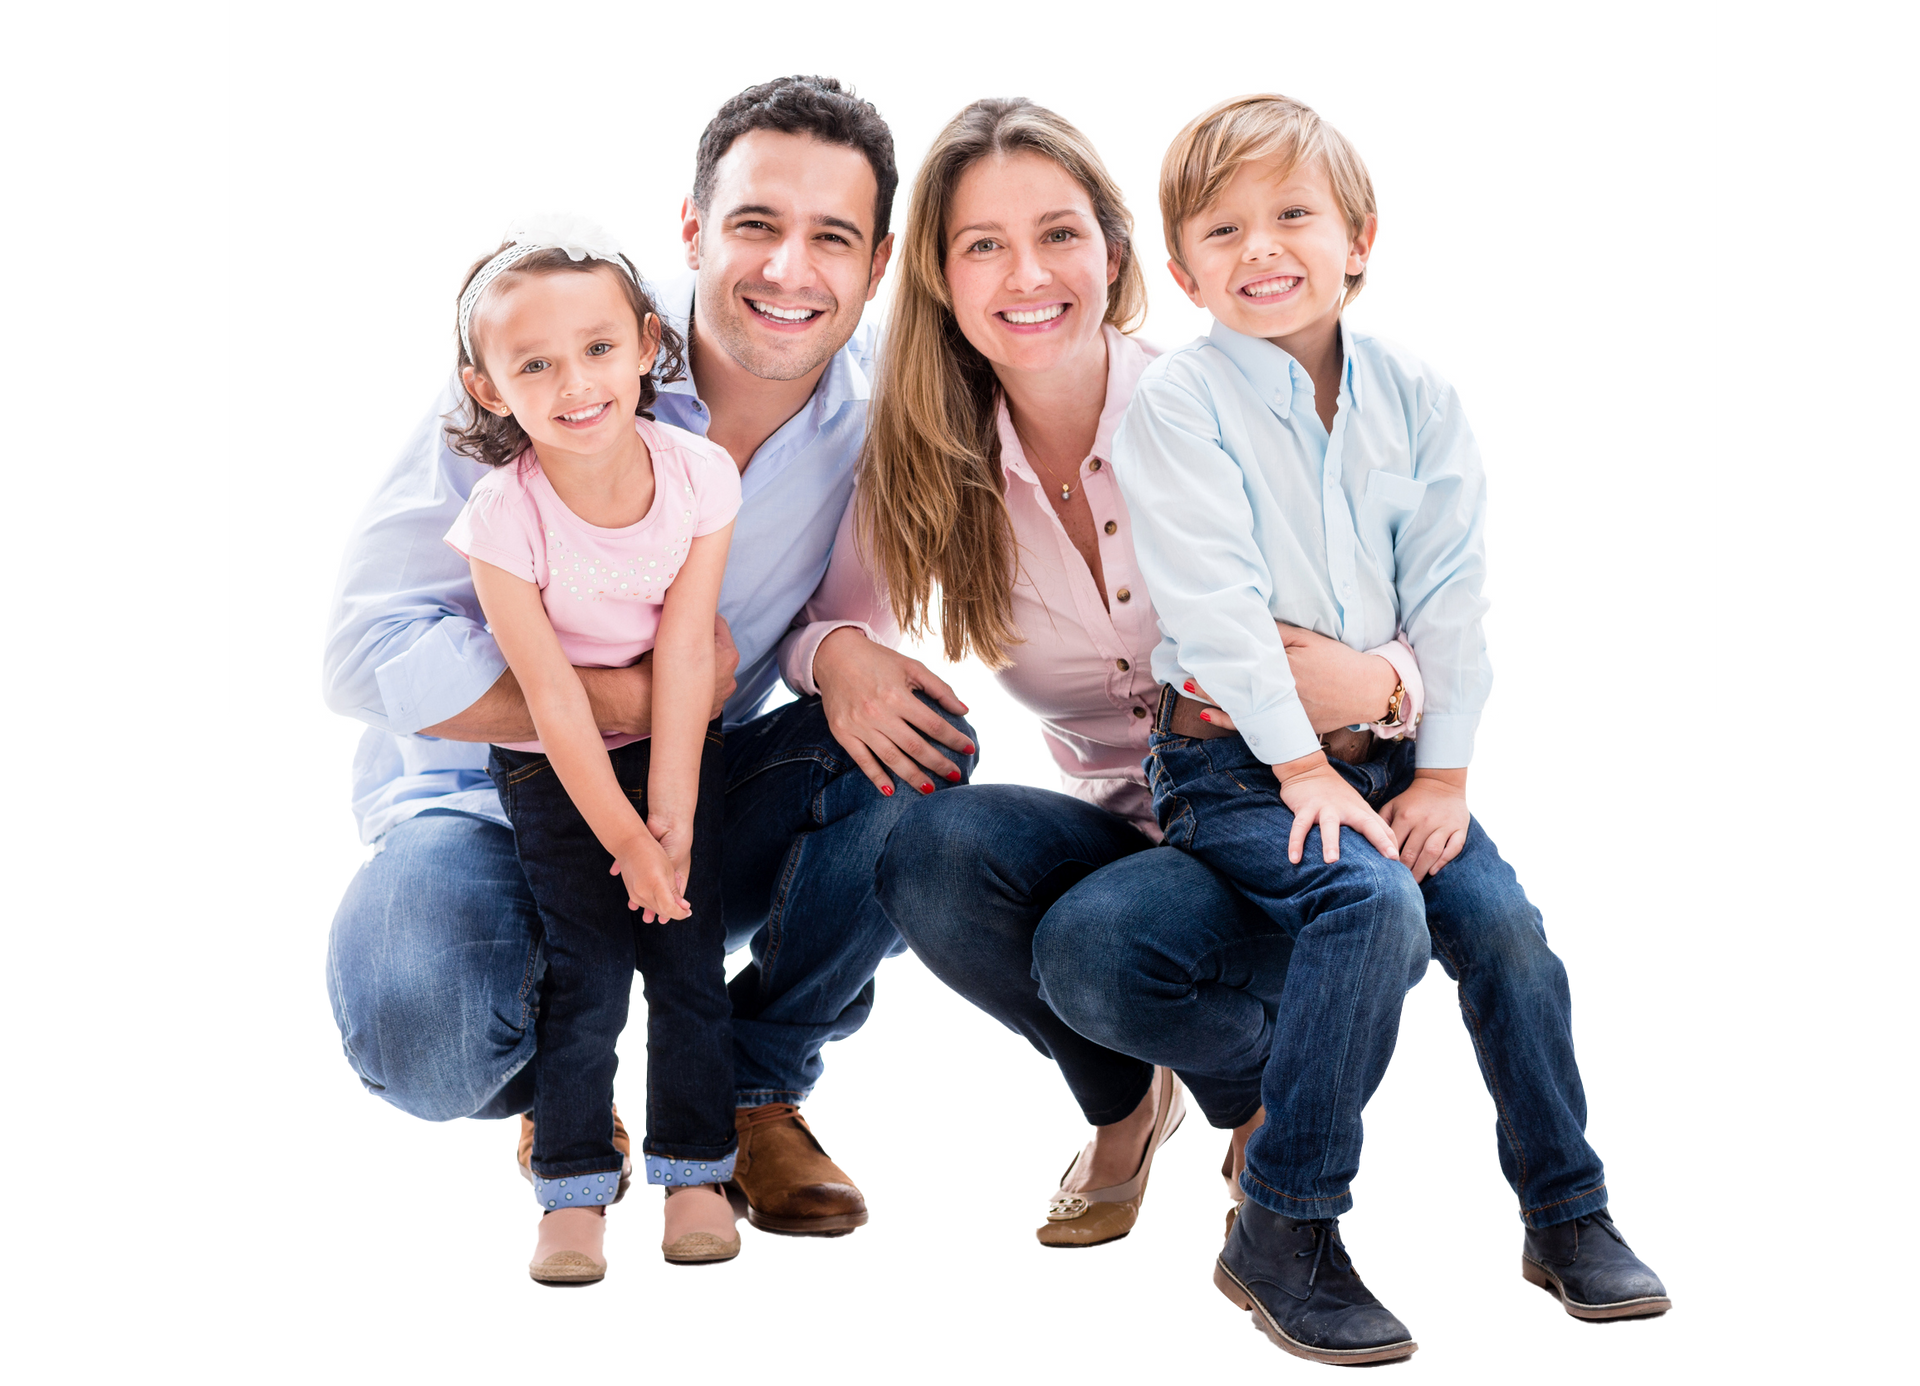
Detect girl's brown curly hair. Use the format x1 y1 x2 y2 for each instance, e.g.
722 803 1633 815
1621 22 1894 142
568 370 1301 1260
446 245 688 469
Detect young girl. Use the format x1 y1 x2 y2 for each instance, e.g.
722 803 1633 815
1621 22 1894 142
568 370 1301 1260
442 218 742 1283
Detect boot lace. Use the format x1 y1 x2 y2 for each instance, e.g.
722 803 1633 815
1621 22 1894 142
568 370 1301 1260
1289 1219 1354 1287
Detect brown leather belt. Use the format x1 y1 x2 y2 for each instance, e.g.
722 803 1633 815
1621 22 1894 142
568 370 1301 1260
1160 687 1375 765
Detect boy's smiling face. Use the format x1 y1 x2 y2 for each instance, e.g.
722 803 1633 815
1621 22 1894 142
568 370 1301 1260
1170 152 1375 359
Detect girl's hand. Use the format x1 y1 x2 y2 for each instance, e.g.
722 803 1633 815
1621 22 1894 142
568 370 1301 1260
1380 771 1470 881
1272 753 1402 865
608 831 690 923
647 813 694 909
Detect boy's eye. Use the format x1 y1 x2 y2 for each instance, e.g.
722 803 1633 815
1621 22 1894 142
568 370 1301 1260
587 342 612 356
1279 207 1309 221
1205 224 1238 239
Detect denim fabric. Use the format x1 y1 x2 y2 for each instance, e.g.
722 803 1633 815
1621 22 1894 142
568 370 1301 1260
1147 717 1430 1220
490 727 733 1180
326 693 977 1122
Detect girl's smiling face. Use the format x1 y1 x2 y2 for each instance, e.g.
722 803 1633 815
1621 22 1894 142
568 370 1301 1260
1170 153 1375 355
943 151 1118 380
462 264 661 459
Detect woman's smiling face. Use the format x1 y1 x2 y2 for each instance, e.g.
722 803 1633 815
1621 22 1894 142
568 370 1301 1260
943 151 1118 379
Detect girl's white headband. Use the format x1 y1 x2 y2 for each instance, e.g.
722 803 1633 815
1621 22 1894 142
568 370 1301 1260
458 215 638 361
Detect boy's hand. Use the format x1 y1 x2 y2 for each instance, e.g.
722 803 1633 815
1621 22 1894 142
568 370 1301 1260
1381 770 1470 881
1273 752 1402 865
608 830 690 923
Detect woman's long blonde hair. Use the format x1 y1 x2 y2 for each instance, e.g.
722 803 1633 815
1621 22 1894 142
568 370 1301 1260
859 98 1146 668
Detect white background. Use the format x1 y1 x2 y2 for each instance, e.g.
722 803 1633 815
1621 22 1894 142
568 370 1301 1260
224 5 1728 721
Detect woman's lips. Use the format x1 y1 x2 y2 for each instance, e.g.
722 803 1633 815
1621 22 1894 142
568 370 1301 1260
996 302 1070 333
554 401 613 428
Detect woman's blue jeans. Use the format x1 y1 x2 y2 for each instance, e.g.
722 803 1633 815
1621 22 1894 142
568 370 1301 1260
488 727 733 1180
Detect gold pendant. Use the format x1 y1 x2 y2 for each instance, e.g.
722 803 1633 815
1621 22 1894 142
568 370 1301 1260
1061 482 1072 501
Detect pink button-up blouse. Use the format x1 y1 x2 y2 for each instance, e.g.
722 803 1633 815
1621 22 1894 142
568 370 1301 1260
777 327 1422 842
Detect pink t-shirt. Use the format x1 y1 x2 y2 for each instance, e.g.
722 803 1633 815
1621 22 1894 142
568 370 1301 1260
445 415 741 752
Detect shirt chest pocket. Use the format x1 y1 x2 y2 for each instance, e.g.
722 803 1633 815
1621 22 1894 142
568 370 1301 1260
1358 469 1428 556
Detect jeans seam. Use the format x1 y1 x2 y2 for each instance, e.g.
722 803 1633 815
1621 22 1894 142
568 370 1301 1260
1312 898 1378 1192
1521 1182 1609 1224
753 832 809 1000
1430 931 1531 1197
725 747 839 797
1243 1168 1348 1209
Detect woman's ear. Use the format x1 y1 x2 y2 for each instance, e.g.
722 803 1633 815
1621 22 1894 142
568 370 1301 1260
462 364 509 417
1106 235 1123 288
637 312 662 376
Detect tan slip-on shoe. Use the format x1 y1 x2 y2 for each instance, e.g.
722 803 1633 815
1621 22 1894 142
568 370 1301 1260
660 1182 748 1266
1222 1106 1262 1238
728 1103 868 1235
522 1205 610 1290
518 1105 632 1204
1037 1067 1186 1248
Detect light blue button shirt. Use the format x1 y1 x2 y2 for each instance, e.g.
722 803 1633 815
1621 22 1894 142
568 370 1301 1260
1112 319 1491 769
322 274 875 843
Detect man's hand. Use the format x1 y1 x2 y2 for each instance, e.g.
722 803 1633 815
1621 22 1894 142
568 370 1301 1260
1381 769 1469 881
1273 751 1402 865
812 626 973 796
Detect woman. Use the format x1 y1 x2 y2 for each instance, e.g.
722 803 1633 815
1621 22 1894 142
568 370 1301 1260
776 99 1421 1246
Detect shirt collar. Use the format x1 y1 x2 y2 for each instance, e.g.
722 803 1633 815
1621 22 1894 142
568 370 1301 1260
997 326 1155 481
1206 317 1361 420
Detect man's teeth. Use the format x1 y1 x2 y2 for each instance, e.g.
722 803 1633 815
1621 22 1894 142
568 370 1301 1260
750 300 818 321
1244 277 1301 298
1003 304 1066 324
559 404 606 422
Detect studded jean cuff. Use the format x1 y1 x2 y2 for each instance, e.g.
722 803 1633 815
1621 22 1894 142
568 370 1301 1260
644 1149 737 1187
532 1166 624 1211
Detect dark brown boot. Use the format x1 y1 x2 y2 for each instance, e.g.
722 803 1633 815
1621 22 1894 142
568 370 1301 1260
729 1102 868 1235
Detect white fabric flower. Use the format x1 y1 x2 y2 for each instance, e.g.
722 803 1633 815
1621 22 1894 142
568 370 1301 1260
501 213 626 267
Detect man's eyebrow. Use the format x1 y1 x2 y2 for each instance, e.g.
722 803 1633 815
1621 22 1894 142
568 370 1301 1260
724 204 867 243
812 214 866 243
724 204 781 221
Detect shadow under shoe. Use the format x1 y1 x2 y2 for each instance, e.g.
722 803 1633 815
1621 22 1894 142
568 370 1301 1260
1214 1201 1417 1366
1522 1209 1670 1320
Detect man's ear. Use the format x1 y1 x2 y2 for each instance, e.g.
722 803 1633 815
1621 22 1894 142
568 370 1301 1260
680 195 702 271
864 232 896 303
1347 213 1379 276
1166 257 1205 309
637 312 662 376
462 364 508 417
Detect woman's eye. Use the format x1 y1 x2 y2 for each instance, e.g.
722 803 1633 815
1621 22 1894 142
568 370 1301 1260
1044 228 1075 244
587 342 612 356
969 238 1000 253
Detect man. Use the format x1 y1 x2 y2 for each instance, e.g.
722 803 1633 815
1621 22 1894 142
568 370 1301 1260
323 75 975 1235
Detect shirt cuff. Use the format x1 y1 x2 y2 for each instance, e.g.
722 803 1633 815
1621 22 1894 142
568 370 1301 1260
373 620 510 736
777 620 875 697
1412 711 1479 769
1236 698 1322 767
1366 636 1425 739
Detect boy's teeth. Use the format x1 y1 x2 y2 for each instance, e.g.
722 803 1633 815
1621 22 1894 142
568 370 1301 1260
1244 277 1301 298
1003 304 1066 324
751 300 817 321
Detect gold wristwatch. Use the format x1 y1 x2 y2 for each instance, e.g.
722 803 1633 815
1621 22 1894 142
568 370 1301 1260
1379 677 1407 730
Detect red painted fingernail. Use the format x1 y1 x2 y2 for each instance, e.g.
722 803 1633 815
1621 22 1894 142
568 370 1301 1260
879 783 893 796
963 743 975 755
1183 680 1196 693
1200 711 1212 722
921 782 935 794
946 770 962 782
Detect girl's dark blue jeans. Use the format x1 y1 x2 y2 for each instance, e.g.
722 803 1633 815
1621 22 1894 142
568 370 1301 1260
488 724 735 1192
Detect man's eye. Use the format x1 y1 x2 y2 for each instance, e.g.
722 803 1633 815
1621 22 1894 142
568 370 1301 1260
587 342 612 356
817 233 849 246
521 359 549 373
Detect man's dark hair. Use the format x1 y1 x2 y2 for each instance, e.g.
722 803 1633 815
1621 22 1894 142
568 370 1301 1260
692 76 899 243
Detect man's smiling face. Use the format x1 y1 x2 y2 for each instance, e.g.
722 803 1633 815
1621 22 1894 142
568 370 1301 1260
685 129 893 383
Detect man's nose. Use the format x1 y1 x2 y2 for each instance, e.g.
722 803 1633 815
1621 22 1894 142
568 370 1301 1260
763 230 808 284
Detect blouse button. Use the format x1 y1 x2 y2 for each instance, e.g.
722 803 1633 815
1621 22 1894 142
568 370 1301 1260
1103 520 1117 535
1132 706 1148 718
1115 587 1131 603
1088 458 1103 472
1115 658 1130 672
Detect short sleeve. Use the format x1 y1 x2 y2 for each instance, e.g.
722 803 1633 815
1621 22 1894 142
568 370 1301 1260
685 436 743 537
444 469 543 585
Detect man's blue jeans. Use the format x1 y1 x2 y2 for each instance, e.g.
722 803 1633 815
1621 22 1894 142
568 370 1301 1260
326 695 977 1121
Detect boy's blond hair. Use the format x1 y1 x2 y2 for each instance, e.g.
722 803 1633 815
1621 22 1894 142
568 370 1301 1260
1160 94 1378 306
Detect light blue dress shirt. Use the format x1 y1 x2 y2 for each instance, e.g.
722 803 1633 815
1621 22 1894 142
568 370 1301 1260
1112 319 1491 770
322 274 875 843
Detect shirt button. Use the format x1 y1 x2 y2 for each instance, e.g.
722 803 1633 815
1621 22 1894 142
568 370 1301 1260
1104 520 1117 535
1116 658 1130 672
1089 458 1103 472
1115 587 1131 603
1132 706 1148 718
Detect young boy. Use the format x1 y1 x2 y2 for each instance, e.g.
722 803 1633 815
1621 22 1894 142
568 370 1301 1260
1113 94 1668 1366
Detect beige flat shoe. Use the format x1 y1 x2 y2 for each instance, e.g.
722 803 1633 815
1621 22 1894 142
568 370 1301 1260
526 1205 606 1290
662 1230 742 1265
1037 1067 1186 1248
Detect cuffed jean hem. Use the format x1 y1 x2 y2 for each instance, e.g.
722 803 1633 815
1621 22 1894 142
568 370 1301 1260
1080 1066 1157 1129
645 1149 738 1186
1522 1182 1609 1229
1200 1092 1265 1132
532 1166 624 1210
735 1087 808 1108
1240 1169 1353 1221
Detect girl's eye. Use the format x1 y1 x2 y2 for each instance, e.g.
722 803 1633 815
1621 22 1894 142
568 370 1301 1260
587 342 612 356
521 359 549 373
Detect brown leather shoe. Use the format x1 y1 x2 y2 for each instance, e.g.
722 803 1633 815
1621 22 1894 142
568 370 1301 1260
518 1105 633 1204
728 1103 868 1236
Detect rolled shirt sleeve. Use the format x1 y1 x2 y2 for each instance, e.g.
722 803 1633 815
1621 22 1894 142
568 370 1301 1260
1114 375 1322 766
775 495 900 697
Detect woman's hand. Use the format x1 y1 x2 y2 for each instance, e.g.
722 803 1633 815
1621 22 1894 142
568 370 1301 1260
1273 752 1402 865
1184 626 1397 735
608 829 690 923
1381 769 1470 881
812 626 974 796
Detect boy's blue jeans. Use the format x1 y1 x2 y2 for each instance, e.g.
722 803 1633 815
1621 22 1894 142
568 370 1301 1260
1137 700 1608 1227
488 727 734 1182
